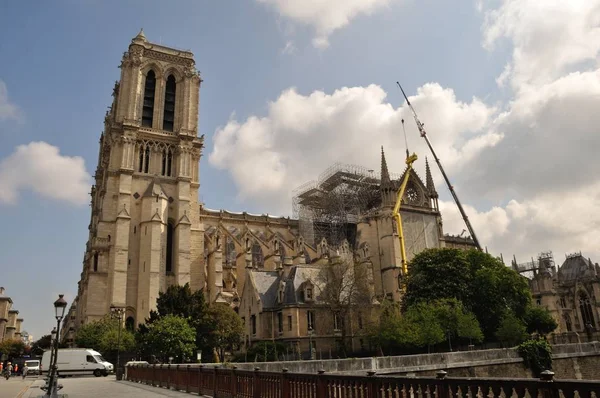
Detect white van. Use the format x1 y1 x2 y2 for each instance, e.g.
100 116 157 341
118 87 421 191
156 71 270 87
41 349 114 377
24 359 41 375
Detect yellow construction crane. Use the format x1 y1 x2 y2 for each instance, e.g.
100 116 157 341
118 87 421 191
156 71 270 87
393 120 418 276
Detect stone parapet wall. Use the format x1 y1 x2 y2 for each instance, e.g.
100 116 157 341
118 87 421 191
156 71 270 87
203 342 600 380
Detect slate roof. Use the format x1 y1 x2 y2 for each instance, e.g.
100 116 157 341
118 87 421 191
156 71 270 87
249 265 327 309
559 255 597 282
250 271 280 309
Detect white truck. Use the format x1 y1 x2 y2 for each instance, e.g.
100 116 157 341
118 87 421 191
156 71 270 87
41 349 114 377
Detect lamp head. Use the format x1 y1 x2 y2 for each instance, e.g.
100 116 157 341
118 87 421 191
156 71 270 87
54 294 68 320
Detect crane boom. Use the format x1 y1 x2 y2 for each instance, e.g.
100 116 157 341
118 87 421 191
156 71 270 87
397 82 482 251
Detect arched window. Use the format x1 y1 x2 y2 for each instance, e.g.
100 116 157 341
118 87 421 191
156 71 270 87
166 221 174 274
125 316 135 332
93 252 99 272
142 70 156 127
225 236 237 267
252 242 264 268
564 314 573 332
161 148 173 177
163 75 176 131
144 145 150 173
579 292 596 328
138 145 144 172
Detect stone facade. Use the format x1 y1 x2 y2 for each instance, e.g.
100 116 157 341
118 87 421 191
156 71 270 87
73 33 475 341
75 30 203 328
516 252 600 336
0 287 24 343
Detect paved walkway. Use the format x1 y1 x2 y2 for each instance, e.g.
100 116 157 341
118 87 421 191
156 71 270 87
13 375 208 398
0 376 35 398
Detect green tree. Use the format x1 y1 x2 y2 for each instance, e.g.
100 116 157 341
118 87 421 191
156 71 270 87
75 317 112 351
143 315 196 363
404 303 445 351
206 303 244 362
245 341 287 362
517 338 553 377
99 327 136 354
0 339 25 359
31 334 52 356
367 300 415 354
496 312 528 347
404 248 532 341
403 248 472 310
524 306 558 336
151 283 215 359
457 310 484 344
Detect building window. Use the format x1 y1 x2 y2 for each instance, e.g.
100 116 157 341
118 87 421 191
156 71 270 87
142 70 156 127
138 144 150 173
536 299 541 306
560 297 567 308
166 221 174 274
306 288 313 301
278 312 283 333
251 315 256 335
579 293 596 328
307 311 315 331
93 252 99 272
163 75 176 131
564 314 573 332
333 312 342 331
125 317 135 332
161 148 173 177
358 313 363 330
288 315 292 331
252 242 264 267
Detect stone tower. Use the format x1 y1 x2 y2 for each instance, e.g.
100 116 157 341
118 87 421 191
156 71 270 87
76 30 204 327
358 149 444 301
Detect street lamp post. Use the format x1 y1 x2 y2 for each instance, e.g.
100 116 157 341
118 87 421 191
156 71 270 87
110 305 125 380
48 327 57 376
44 294 67 398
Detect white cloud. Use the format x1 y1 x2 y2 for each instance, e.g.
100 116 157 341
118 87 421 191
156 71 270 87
257 0 395 48
0 142 92 205
210 83 498 214
439 183 600 262
0 80 20 121
482 0 600 90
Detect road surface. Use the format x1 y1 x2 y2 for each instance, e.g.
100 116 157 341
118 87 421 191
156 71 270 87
0 375 206 398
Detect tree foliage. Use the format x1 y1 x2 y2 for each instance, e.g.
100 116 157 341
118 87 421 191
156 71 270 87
404 248 532 341
496 312 528 347
141 315 196 363
205 303 244 362
31 334 52 355
245 341 288 362
517 338 553 377
74 315 135 354
0 339 25 359
524 306 558 336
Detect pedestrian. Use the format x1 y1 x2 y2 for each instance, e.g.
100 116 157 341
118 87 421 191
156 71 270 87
22 363 28 379
14 363 18 375
0 362 3 374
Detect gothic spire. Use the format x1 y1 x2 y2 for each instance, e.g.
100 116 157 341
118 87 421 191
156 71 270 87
380 146 391 187
425 157 438 198
380 146 394 208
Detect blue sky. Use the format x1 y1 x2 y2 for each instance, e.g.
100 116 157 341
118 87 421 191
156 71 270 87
1 0 599 339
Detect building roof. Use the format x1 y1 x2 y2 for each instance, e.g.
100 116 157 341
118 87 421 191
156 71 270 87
558 254 598 282
250 271 280 309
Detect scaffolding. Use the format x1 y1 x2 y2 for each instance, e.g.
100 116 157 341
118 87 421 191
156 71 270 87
293 162 401 248
512 251 556 279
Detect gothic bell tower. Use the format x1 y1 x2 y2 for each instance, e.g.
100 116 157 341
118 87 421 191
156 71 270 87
77 30 204 327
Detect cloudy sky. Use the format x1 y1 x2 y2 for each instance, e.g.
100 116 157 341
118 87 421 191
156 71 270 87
1 0 599 339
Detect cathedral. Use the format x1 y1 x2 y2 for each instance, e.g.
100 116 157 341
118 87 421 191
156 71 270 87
72 32 474 336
